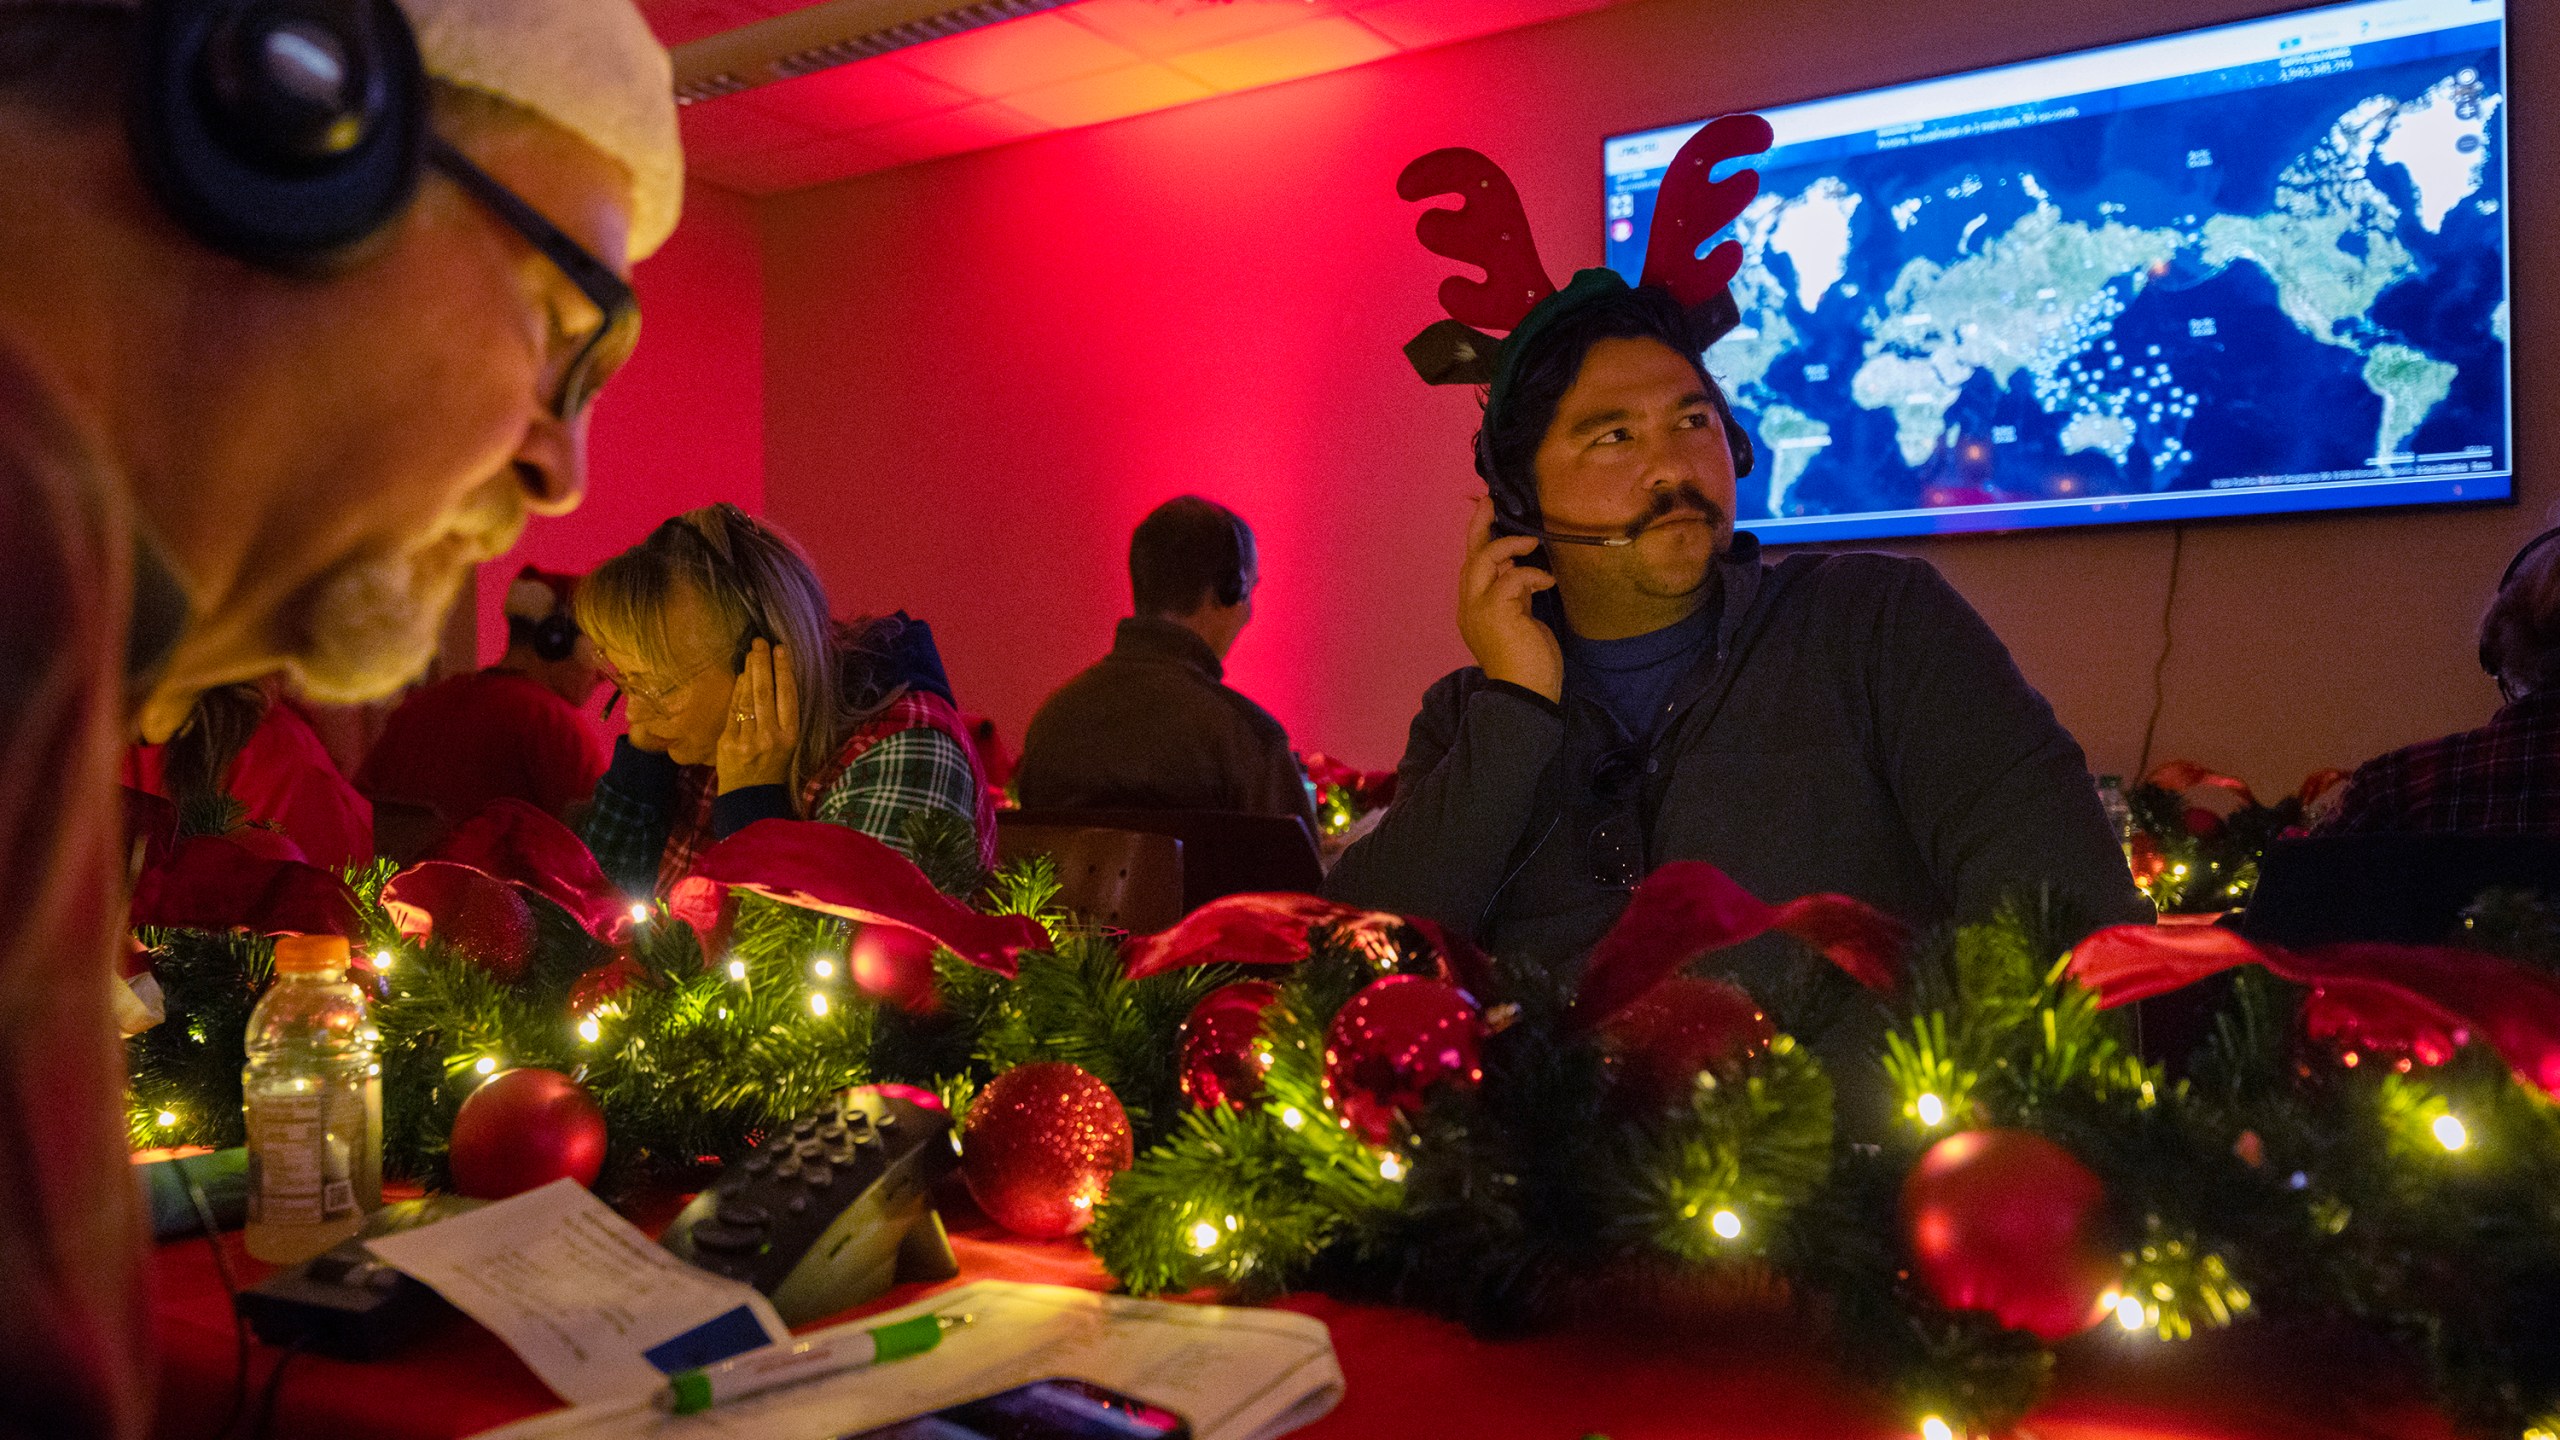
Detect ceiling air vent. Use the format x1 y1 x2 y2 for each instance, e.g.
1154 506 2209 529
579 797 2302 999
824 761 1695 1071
672 0 1083 104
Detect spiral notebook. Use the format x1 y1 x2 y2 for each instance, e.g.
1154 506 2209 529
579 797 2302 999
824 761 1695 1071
471 1279 1343 1440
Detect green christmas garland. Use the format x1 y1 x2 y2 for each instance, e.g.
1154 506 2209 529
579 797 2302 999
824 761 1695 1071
127 843 2560 1439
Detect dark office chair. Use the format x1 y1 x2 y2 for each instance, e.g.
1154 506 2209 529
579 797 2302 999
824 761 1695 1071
1004 808 1323 913
994 822 1185 935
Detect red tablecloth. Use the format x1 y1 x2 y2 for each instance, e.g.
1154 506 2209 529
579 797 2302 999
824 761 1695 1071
148 1214 2460 1440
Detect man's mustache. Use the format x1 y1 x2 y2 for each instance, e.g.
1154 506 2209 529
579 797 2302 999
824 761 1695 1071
1624 485 1725 539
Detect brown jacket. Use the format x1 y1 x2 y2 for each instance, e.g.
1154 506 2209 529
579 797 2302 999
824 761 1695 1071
1017 617 1318 836
0 343 152 1440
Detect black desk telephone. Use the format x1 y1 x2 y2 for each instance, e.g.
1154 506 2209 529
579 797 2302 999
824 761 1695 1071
662 1083 963 1324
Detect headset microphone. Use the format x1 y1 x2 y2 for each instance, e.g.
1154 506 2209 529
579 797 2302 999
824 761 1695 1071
1498 520 1634 549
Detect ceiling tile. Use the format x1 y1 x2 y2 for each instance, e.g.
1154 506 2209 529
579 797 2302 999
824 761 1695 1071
1002 62 1214 129
638 0 793 49
892 11 1142 97
694 131 904 195
1058 0 1329 60
1350 0 1617 50
676 94 825 162
1168 15 1399 93
860 100 1051 165
748 56 975 133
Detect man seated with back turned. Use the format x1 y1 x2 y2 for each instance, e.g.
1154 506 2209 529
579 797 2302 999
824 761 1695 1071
358 563 611 834
1327 176 2149 1025
1016 496 1320 838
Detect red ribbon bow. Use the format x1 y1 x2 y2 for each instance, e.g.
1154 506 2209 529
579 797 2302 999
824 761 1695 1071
129 834 363 938
2067 924 2560 1096
668 819 1049 979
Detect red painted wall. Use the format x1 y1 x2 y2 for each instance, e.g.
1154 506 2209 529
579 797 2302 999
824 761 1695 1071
757 0 2556 792
474 177 769 663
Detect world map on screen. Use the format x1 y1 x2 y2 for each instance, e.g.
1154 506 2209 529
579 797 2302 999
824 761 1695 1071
1613 35 2507 537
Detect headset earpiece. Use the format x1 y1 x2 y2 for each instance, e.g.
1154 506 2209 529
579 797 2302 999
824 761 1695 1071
1720 398 1756 481
2483 524 2560 679
130 0 426 271
530 613 579 664
1214 512 1251 608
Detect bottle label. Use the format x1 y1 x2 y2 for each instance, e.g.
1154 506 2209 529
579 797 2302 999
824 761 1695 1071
248 1088 362 1227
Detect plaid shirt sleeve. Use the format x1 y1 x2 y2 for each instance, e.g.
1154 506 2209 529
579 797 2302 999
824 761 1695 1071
813 725 981 860
580 741 678 896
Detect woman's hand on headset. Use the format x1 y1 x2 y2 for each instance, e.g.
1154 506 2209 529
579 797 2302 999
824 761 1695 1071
716 639 800 794
1458 495 1562 703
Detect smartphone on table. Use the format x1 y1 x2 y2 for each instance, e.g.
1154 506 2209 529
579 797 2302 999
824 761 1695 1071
840 1377 1191 1440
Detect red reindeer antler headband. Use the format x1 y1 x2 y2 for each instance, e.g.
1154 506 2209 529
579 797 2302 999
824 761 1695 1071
1398 113 1774 388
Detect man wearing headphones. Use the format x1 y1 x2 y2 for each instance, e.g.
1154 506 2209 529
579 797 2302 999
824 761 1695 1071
1327 271 2148 1121
0 2 676 1434
1017 496 1321 838
2316 523 2560 836
357 564 611 835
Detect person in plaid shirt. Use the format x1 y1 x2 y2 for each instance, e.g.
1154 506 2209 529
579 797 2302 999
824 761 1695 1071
575 505 995 895
2319 525 2560 837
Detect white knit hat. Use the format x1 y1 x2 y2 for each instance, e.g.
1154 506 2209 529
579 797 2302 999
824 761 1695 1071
25 0 683 258
403 0 682 259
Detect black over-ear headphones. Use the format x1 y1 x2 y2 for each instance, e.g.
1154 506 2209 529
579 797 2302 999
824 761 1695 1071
1214 510 1251 608
2480 524 2560 679
130 0 428 271
527 611 579 663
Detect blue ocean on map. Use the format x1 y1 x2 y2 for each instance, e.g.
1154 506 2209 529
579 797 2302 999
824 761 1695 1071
1606 17 2508 541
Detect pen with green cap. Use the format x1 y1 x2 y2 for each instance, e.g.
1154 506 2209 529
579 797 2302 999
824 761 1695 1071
657 1312 972 1415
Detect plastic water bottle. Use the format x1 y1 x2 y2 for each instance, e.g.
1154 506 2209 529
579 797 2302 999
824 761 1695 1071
2095 774 2134 860
242 934 382 1264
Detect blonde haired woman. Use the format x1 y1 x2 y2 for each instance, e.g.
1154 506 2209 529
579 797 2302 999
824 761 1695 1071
575 504 995 894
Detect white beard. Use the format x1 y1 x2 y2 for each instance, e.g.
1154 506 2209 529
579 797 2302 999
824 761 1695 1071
289 482 525 703
290 546 463 702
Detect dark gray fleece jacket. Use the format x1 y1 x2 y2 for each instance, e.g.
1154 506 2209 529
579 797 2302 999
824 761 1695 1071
1326 535 2152 1118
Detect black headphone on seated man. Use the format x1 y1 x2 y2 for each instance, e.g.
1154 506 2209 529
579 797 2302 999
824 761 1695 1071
127 0 427 271
2480 523 2560 681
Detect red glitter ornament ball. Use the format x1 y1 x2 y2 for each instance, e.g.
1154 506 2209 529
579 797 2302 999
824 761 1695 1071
569 954 648 1015
961 1062 1133 1239
1901 1128 2122 1342
1179 981 1281 1111
448 1068 607 1199
1603 977 1775 1110
1322 975 1483 1146
398 867 537 983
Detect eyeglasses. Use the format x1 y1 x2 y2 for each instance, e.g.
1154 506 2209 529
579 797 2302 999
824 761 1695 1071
607 654 721 715
424 135 641 421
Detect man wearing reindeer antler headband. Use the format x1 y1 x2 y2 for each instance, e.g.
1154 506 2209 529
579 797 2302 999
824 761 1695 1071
1329 118 2150 1103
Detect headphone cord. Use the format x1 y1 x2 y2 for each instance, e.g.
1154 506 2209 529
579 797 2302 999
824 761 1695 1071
2135 524 2186 782
248 1339 309 1440
176 1155 251 1440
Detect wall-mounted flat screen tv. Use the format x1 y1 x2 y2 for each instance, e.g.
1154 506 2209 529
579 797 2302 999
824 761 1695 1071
1604 0 2509 543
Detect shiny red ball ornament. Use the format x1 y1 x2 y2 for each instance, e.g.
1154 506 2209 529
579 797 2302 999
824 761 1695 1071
401 868 538 983
448 1067 607 1199
848 924 940 1013
1901 1128 2122 1342
961 1062 1133 1239
569 954 648 1014
1322 975 1483 1146
1603 977 1775 1110
1179 981 1281 1111
2182 805 2226 841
